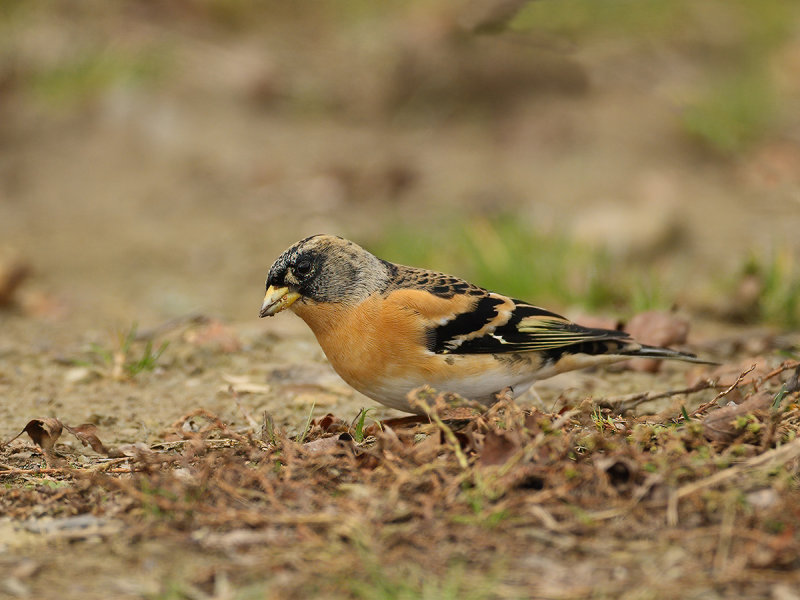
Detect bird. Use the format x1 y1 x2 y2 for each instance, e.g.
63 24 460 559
259 234 712 414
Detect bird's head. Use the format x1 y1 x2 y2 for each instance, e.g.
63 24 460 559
259 234 390 317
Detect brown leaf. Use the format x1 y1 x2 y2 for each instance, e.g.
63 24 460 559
374 424 406 455
702 392 772 443
63 423 108 453
625 311 690 373
480 430 520 467
315 413 347 433
7 418 67 467
408 432 443 464
23 418 62 453
523 411 544 434
62 423 123 457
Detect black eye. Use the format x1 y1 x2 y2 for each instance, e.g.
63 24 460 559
295 259 312 277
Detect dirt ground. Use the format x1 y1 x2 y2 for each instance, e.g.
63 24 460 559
2 3 800 599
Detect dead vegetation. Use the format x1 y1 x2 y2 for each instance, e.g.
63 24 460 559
2 362 799 599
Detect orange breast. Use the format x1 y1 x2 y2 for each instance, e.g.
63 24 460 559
290 290 476 393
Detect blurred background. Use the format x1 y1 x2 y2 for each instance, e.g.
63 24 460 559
2 0 800 330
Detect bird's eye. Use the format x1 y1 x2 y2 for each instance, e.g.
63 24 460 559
295 259 312 277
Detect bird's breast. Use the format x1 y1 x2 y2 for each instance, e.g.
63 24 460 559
291 296 430 396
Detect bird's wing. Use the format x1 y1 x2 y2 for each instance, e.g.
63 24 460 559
425 293 633 356
380 265 635 358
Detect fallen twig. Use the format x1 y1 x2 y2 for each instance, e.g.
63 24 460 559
690 363 757 417
0 467 68 477
598 380 718 412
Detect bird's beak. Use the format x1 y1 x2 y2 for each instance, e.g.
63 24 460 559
259 285 300 317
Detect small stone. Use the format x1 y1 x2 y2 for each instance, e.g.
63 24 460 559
63 366 97 384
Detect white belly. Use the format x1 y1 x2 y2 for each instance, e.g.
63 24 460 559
360 365 537 414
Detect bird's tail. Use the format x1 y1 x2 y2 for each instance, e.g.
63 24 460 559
621 344 718 365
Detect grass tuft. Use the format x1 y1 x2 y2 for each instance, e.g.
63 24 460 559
76 323 169 380
352 408 376 443
297 401 316 444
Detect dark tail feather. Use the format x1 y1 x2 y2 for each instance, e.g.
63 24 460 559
622 344 718 365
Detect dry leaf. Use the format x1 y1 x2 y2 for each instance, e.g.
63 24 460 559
408 432 444 464
315 413 347 433
3 419 123 461
63 423 109 454
62 423 124 457
5 418 66 467
702 392 772 443
23 418 63 453
480 430 520 467
374 424 406 455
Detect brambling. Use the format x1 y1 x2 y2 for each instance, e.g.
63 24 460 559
260 235 711 414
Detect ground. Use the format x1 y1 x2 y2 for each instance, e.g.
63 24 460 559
1 2 800 599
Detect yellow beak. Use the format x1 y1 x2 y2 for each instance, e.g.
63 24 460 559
259 285 301 317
